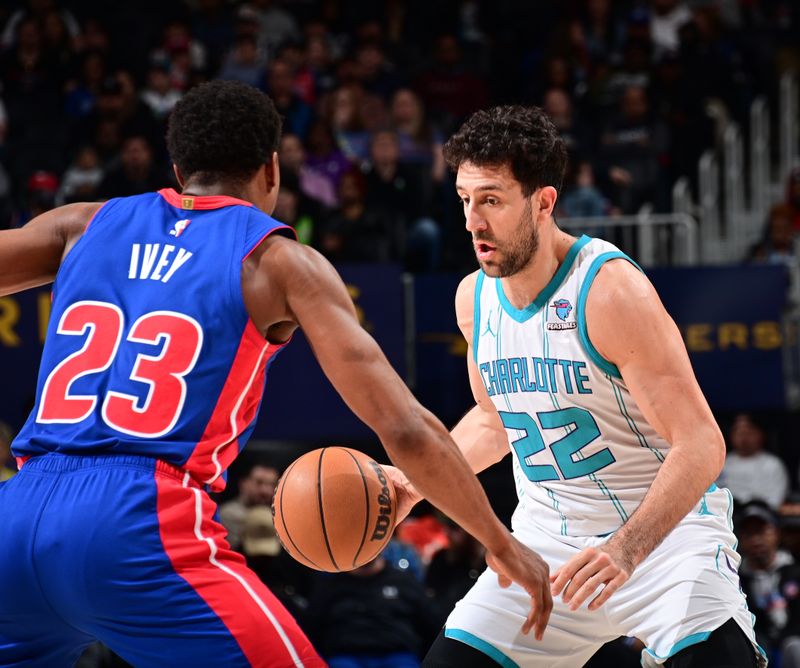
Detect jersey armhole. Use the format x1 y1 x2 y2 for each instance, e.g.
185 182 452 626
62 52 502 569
472 271 485 363
57 198 119 279
576 252 643 380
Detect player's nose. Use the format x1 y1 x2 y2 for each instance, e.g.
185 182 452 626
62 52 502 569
464 205 487 233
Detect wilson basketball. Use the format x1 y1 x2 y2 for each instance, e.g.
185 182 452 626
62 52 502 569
272 447 397 572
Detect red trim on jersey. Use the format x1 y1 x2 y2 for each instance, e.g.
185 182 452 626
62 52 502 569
158 188 254 210
15 455 30 470
243 224 298 261
154 472 322 667
183 320 284 491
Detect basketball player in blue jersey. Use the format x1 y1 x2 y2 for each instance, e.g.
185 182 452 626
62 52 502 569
387 106 764 667
0 82 553 667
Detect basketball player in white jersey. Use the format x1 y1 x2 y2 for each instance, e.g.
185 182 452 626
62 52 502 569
387 106 764 667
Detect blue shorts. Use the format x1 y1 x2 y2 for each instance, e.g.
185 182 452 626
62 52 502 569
0 453 323 667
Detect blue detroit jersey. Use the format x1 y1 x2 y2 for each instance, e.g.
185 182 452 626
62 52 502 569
13 189 293 490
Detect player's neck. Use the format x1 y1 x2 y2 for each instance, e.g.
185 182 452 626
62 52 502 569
180 179 253 204
500 229 577 310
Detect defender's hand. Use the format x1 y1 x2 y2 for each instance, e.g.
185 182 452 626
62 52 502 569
486 537 553 640
382 465 423 522
550 544 631 612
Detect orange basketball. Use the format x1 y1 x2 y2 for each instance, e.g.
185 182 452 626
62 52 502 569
272 447 397 572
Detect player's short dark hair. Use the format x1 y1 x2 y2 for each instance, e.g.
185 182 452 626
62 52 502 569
443 105 568 196
167 80 282 185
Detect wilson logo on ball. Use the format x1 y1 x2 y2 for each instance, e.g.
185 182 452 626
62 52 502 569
368 459 393 541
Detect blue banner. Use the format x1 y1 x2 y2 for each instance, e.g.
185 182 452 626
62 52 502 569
647 265 788 410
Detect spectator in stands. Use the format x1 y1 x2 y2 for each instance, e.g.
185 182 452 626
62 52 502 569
306 33 337 100
577 0 627 64
189 0 236 75
307 553 440 668
76 72 161 159
558 160 612 240
218 463 279 552
326 85 371 163
356 41 400 100
0 421 17 481
542 88 590 159
241 505 311 625
65 51 107 122
1 16 66 183
218 33 267 89
598 84 666 213
56 145 103 205
321 167 392 263
1 0 80 52
305 120 352 194
363 129 440 270
748 203 797 266
140 60 182 122
149 19 207 92
246 0 300 59
266 59 314 141
390 88 445 184
279 132 337 209
274 173 321 247
719 413 788 509
737 501 800 664
96 135 163 200
414 33 488 132
13 169 59 226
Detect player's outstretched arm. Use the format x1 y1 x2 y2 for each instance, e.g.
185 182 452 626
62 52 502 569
0 203 99 297
264 239 552 637
385 271 511 512
551 259 725 611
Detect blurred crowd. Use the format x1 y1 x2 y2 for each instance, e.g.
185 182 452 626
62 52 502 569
1 0 798 270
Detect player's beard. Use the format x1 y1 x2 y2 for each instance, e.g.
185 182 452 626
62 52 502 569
477 199 539 278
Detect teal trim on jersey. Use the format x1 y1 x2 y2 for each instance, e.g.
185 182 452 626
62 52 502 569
473 271 485 363
445 629 520 668
643 631 711 662
707 482 718 492
607 376 665 463
495 235 590 323
577 251 643 380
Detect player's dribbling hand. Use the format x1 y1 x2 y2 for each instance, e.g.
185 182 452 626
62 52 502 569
381 465 422 522
486 538 552 640
549 544 632 612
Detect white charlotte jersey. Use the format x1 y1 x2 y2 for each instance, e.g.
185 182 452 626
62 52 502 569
474 235 674 538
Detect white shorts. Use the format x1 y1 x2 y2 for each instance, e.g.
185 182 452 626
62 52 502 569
444 485 766 667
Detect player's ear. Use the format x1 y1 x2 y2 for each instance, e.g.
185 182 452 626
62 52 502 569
172 164 185 188
536 186 558 218
264 152 279 193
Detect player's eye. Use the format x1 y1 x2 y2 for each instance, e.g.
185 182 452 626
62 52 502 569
486 197 499 206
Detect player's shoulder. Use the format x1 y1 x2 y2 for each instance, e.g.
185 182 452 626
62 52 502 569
455 269 481 312
586 256 654 311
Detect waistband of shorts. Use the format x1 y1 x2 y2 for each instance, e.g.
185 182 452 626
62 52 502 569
21 453 203 489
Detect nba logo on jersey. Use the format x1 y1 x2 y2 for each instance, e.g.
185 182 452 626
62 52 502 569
170 219 191 237
547 298 576 330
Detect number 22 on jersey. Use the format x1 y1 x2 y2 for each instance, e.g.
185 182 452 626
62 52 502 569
499 407 615 482
37 300 203 438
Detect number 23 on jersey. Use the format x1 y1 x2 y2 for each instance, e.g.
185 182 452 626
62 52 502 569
37 300 203 438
